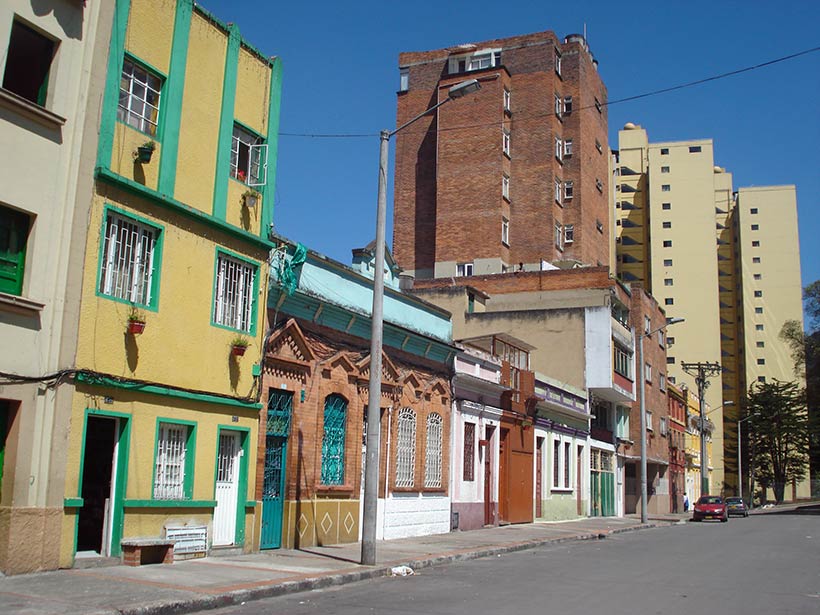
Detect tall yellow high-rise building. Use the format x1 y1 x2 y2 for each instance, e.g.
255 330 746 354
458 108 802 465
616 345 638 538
614 124 808 500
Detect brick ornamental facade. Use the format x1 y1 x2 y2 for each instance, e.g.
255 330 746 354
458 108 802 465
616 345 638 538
394 31 610 279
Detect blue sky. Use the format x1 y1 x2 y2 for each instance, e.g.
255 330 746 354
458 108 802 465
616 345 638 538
203 0 820 307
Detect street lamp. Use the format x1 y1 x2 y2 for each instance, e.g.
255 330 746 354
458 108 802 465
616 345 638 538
639 316 684 523
361 78 482 566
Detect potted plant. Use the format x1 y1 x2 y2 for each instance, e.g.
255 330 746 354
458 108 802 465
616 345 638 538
235 169 247 183
127 306 146 335
243 189 261 208
135 140 156 163
230 335 250 356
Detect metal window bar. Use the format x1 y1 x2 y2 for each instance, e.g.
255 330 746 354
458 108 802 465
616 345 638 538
320 395 347 485
154 424 187 499
553 440 560 487
425 413 443 488
100 213 156 305
214 254 254 331
396 408 416 488
267 390 292 437
217 433 237 483
463 422 475 482
118 59 161 135
564 442 571 488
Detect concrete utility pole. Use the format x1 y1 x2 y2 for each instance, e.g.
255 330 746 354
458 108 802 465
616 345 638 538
681 361 722 496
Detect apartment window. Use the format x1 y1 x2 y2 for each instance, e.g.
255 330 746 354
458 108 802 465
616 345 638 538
0 205 30 296
663 240 672 247
153 422 194 500
3 19 56 106
555 48 562 76
754 290 762 297
750 208 758 214
213 251 257 332
756 341 765 348
644 315 651 334
554 179 562 204
753 273 762 280
468 293 475 314
554 93 562 118
665 298 674 306
757 358 765 365
667 336 675 346
564 442 571 487
563 96 573 114
758 376 766 383
594 97 602 113
463 422 475 482
658 329 665 347
661 166 670 173
662 203 671 210
664 278 673 286
614 345 632 379
662 221 671 229
399 67 409 92
230 124 267 186
564 139 574 157
555 137 563 162
502 175 510 201
118 57 162 136
99 209 161 308
752 241 760 247
664 259 673 266
456 262 474 277
424 413 443 488
755 307 763 314
502 217 510 245
503 88 511 113
596 178 603 193
502 129 511 157
616 407 630 439
667 356 675 364
553 440 560 487
595 139 603 154
661 184 671 192
689 145 702 153
660 416 668 436
659 373 667 392
644 362 652 383
564 224 574 244
554 222 564 251
660 148 669 155
751 224 759 231
449 49 502 74
321 394 347 485
752 257 761 264
395 408 417 488
755 324 764 331
596 220 604 233
564 181 574 200
646 410 653 431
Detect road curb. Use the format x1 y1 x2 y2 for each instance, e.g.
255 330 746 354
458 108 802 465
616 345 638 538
118 523 660 615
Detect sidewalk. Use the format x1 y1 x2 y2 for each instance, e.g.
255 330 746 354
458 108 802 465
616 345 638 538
0 516 671 615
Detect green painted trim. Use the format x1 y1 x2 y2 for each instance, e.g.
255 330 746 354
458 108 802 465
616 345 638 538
64 497 84 508
192 4 231 34
123 499 217 508
94 203 164 312
214 426 251 545
157 0 193 195
97 0 131 168
96 167 275 252
212 24 241 220
245 500 257 508
75 372 263 410
210 246 260 335
261 57 283 237
152 418 197 500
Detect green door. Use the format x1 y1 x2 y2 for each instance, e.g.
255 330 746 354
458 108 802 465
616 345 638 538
0 207 29 296
261 390 292 550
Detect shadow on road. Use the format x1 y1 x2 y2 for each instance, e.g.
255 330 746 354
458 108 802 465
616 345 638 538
758 504 820 516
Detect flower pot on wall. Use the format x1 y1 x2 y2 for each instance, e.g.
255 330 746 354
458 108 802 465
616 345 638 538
231 344 247 357
244 193 259 208
127 320 146 335
136 146 153 163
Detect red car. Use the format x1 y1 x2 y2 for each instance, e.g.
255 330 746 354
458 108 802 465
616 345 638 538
693 495 728 522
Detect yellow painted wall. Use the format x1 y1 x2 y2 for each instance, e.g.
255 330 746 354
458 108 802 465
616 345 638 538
110 124 162 189
235 47 270 135
126 0 175 75
173 13 227 213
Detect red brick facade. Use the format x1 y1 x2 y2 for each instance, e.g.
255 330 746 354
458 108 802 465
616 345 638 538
394 31 610 277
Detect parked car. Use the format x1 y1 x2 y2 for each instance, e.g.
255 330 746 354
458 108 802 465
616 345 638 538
725 496 749 517
692 495 728 522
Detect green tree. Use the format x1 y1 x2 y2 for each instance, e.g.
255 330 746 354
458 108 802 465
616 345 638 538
747 379 809 504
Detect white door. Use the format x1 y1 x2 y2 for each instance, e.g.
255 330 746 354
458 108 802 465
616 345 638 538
213 431 241 546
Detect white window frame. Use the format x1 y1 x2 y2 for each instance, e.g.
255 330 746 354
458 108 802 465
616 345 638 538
659 416 668 436
154 423 189 500
554 222 564 251
396 408 416 488
596 178 603 192
563 139 573 157
644 315 651 335
645 362 652 384
501 217 510 245
503 88 511 113
552 437 572 490
230 124 268 187
564 224 574 244
659 373 667 392
554 48 562 76
554 93 562 118
118 58 162 136
399 67 409 92
424 413 443 488
448 48 502 74
554 179 562 204
502 129 511 157
457 262 474 277
213 252 256 332
502 174 510 201
646 410 654 431
563 96 573 114
555 137 563 162
564 180 574 200
99 211 158 307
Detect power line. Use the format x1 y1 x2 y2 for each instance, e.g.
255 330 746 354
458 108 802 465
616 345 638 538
279 44 820 139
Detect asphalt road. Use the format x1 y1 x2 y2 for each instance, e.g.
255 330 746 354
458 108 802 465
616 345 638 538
209 510 820 615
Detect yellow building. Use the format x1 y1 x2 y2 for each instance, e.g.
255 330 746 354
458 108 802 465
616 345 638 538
614 124 808 500
684 389 713 503
61 0 282 568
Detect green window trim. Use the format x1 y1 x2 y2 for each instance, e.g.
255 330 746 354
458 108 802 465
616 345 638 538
64 497 84 508
116 53 167 140
95 204 164 312
151 418 197 501
210 246 260 335
0 205 31 296
320 394 347 486
123 499 217 509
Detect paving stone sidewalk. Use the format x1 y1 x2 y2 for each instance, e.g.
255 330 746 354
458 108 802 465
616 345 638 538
0 515 682 615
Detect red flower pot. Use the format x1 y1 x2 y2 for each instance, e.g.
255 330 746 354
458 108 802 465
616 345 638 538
231 345 247 357
127 320 146 335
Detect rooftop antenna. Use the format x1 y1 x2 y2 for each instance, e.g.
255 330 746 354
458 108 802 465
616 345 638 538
584 22 587 42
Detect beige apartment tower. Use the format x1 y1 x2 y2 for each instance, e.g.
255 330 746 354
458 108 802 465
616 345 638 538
614 124 808 500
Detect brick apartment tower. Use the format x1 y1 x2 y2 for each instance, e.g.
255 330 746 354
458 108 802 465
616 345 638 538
393 31 610 279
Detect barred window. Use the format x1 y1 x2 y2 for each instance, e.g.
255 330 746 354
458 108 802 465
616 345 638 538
395 408 416 488
564 442 571 488
553 439 560 488
154 423 190 500
425 413 443 488
118 58 162 136
321 394 347 485
213 252 256 332
99 211 158 306
463 422 475 482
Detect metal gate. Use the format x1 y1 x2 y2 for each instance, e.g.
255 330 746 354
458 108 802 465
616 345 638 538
261 390 292 549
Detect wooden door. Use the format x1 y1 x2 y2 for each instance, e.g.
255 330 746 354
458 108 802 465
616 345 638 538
483 425 495 525
498 428 509 522
535 437 543 518
213 431 241 546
